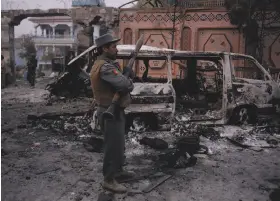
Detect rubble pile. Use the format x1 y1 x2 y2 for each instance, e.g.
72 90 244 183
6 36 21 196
45 69 92 98
171 113 221 140
30 116 93 139
228 126 280 147
249 125 280 135
156 135 201 169
139 137 169 150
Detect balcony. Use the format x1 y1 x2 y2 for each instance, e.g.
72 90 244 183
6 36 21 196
72 0 105 7
1 39 10 48
168 0 225 8
33 35 75 45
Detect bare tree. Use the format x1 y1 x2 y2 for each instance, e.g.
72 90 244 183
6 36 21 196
18 34 36 61
225 0 280 62
1 0 41 10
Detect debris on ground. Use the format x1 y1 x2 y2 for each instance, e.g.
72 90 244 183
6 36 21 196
157 135 201 169
224 124 280 149
142 174 172 193
83 136 104 153
97 192 115 201
2 78 280 201
28 115 93 138
139 137 168 150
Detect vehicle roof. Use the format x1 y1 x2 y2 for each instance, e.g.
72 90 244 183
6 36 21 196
116 45 254 60
67 44 255 65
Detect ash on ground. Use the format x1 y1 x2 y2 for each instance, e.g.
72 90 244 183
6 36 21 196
2 78 280 201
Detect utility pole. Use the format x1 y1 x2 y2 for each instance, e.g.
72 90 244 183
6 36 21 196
171 0 178 49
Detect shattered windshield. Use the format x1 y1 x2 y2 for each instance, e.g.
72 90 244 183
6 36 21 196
230 55 266 81
117 57 170 83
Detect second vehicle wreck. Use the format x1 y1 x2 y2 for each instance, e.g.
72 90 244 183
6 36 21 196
171 51 280 125
47 45 280 130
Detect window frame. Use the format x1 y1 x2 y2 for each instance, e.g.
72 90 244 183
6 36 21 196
229 55 272 82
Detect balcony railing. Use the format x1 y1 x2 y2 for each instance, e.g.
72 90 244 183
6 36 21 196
168 0 225 8
34 34 74 39
72 0 105 6
33 35 75 45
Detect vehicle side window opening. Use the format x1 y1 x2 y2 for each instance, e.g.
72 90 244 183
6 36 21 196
230 56 267 81
118 58 169 83
172 57 223 112
186 58 198 96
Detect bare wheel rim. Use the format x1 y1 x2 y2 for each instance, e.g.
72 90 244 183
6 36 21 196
238 108 249 124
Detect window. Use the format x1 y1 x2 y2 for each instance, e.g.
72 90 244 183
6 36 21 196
230 56 265 81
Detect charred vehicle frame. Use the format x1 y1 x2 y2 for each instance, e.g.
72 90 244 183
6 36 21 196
47 45 280 131
170 51 280 125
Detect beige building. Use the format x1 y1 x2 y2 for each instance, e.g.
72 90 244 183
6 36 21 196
28 16 101 68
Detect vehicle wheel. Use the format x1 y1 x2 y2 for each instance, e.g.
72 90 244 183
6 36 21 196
274 104 280 114
230 106 257 125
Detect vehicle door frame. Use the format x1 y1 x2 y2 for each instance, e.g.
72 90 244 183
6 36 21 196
228 54 274 114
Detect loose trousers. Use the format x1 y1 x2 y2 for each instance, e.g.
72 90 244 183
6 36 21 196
96 106 125 181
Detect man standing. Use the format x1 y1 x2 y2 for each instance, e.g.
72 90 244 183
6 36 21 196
27 54 37 87
1 55 6 88
90 34 135 193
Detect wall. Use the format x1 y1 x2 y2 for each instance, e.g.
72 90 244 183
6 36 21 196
119 8 280 79
1 6 118 81
1 16 11 66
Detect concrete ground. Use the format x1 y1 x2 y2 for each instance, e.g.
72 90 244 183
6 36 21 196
1 78 280 201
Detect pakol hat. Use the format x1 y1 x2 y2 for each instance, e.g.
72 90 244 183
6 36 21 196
95 33 121 48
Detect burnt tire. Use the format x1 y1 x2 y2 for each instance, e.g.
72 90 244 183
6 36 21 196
229 106 257 125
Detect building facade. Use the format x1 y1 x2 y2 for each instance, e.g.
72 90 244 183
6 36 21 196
28 16 101 69
72 0 105 7
119 2 280 79
29 16 77 68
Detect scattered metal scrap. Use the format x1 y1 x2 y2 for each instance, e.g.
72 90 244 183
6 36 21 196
27 111 89 120
142 174 172 193
127 174 173 196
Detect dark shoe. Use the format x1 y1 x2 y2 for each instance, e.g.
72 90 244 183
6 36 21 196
115 170 136 181
102 179 127 194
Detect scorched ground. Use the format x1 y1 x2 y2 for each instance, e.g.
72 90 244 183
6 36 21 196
1 78 280 201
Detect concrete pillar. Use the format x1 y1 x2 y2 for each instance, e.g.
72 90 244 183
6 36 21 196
8 25 15 82
70 25 73 38
34 26 37 36
93 25 100 44
51 26 55 38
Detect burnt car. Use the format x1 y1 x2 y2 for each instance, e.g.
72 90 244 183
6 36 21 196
51 57 65 73
68 45 280 130
170 51 280 125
